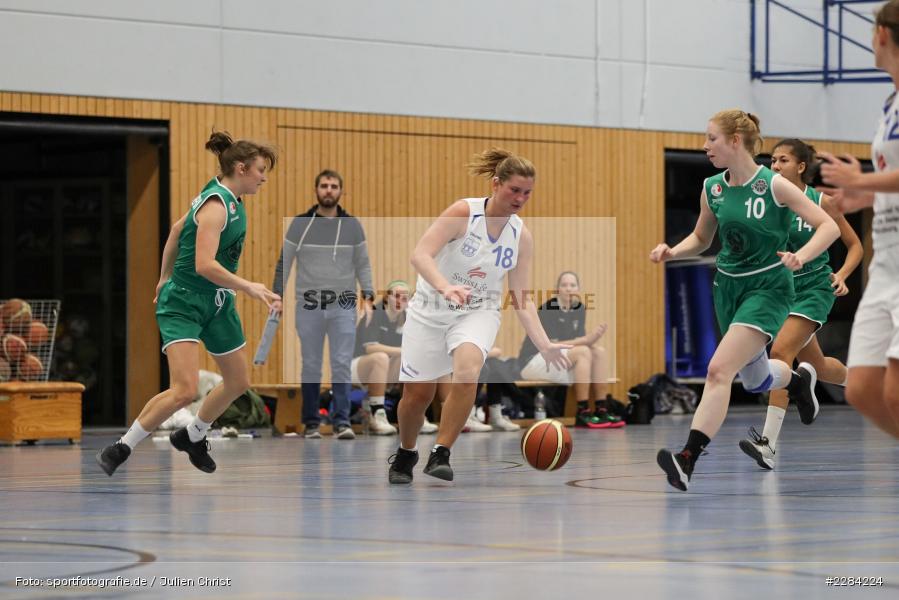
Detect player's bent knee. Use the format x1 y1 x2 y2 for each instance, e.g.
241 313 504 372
589 345 606 358
705 362 735 387
372 352 390 369
171 388 197 409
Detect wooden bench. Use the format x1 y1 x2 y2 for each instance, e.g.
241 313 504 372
255 378 620 433
514 379 621 424
252 383 366 436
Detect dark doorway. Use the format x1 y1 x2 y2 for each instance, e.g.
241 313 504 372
0 114 168 426
663 149 869 393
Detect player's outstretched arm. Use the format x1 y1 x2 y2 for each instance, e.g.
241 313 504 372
410 200 470 304
195 198 280 308
155 213 187 303
650 189 717 263
774 176 839 271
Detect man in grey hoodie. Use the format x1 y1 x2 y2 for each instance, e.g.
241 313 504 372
271 169 374 439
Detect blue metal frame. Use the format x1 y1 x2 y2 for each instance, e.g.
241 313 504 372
751 0 890 84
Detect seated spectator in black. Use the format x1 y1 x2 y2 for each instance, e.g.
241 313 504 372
518 271 624 429
476 349 522 431
352 280 436 434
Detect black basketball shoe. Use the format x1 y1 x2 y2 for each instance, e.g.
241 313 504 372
388 447 419 484
423 445 453 481
657 448 693 491
790 362 819 425
169 427 216 473
95 442 131 476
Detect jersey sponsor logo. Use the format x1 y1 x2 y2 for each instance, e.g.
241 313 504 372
751 178 768 195
710 183 723 197
461 234 481 257
229 201 237 215
467 267 487 279
451 271 488 292
877 151 887 171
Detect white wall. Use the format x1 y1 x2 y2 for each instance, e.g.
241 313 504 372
0 0 891 142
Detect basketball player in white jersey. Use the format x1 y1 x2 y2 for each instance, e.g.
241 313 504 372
820 0 899 441
388 148 572 484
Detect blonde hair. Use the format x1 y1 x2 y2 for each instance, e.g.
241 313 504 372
467 148 536 182
205 130 277 176
710 109 763 156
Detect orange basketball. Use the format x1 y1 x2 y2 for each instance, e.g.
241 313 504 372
1 334 27 363
521 419 573 471
26 320 49 349
0 358 10 382
0 299 32 334
17 353 44 381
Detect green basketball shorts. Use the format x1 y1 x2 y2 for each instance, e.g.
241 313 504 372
155 280 245 355
713 265 795 343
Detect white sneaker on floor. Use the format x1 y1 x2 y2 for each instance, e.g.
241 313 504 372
489 410 521 432
463 408 492 433
419 417 438 434
368 409 397 436
738 427 776 470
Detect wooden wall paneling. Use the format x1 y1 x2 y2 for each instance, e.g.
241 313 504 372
126 135 161 421
3 92 877 399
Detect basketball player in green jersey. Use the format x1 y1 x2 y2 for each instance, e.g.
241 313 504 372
740 138 862 470
97 131 279 476
650 110 839 491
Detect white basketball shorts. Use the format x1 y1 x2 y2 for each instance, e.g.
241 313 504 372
398 308 501 382
847 247 899 368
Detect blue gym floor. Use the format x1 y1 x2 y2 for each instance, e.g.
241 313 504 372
1 406 897 599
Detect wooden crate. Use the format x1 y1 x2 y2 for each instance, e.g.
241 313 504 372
0 382 84 444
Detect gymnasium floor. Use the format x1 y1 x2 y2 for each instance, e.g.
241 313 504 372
1 406 897 599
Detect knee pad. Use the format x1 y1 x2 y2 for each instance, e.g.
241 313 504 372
739 350 773 393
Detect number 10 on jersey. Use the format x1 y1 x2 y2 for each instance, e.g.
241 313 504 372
744 197 766 219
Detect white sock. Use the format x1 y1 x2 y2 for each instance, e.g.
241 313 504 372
119 420 150 450
369 396 385 411
400 444 417 452
489 404 504 420
762 406 786 451
188 416 212 442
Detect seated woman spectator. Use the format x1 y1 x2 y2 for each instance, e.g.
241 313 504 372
476 348 523 431
352 280 437 434
518 271 624 429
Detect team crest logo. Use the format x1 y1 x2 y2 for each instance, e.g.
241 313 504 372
467 267 487 279
461 234 481 257
751 178 768 195
229 201 237 215
711 183 723 197
877 152 887 171
723 225 748 256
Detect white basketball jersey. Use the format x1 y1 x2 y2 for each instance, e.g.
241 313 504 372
872 90 899 251
409 197 523 325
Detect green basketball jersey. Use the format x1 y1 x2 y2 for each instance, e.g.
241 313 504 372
171 177 247 292
787 186 829 277
704 165 792 276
